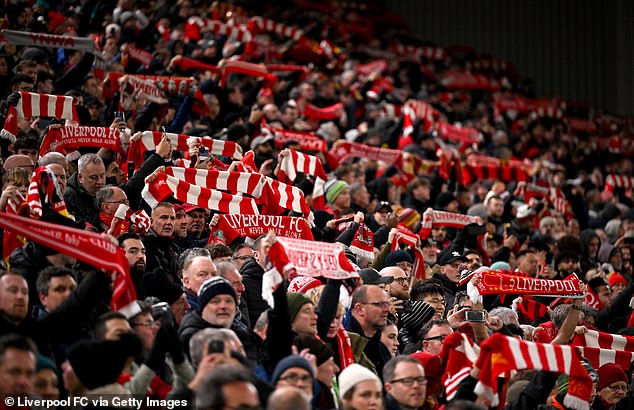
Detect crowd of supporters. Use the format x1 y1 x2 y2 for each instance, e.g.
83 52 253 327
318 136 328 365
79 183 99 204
1 0 634 409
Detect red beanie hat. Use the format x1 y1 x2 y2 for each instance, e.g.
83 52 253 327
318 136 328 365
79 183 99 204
608 272 627 288
597 363 628 391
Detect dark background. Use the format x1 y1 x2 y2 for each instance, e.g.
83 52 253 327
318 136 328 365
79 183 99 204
385 0 634 116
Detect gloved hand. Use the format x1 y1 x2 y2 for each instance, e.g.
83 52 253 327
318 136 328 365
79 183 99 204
6 91 21 107
162 321 185 365
145 325 168 374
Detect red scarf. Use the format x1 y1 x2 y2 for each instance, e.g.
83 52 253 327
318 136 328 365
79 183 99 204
2 91 78 142
418 210 481 240
277 149 327 211
438 332 480 401
40 126 123 156
265 125 327 152
170 56 219 73
475 333 592 410
332 217 375 261
474 271 584 298
440 71 500 92
209 214 313 244
0 212 136 314
336 328 354 370
327 140 402 169
572 329 634 370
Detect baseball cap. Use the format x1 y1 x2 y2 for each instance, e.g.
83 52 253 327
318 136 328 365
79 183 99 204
437 249 468 266
358 268 394 285
375 201 392 213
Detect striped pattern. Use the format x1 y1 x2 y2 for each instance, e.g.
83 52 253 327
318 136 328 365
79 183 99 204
605 174 634 191
572 329 634 371
278 149 327 211
475 333 592 410
165 167 265 198
16 91 77 120
142 173 259 215
129 131 242 169
186 17 252 42
443 333 480 401
249 16 304 41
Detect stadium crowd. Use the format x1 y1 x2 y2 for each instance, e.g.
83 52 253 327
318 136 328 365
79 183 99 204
1 0 634 409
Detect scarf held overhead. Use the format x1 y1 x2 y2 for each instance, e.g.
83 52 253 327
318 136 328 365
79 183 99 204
209 214 313 244
0 212 136 313
40 126 123 156
475 271 584 298
475 333 592 410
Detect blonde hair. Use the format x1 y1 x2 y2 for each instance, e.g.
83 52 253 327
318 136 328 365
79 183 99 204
2 167 30 188
305 285 345 317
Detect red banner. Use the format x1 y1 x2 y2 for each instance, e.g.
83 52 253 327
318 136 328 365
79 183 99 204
328 141 402 168
269 127 327 152
476 271 584 298
275 236 358 279
40 126 122 156
209 214 313 244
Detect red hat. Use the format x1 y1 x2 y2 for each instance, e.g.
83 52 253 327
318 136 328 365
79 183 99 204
410 352 443 394
182 203 205 213
608 272 627 288
597 363 628 391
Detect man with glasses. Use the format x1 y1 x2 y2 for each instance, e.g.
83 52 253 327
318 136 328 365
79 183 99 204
346 285 393 375
419 320 453 355
95 186 129 232
64 153 105 224
272 355 315 400
383 355 427 409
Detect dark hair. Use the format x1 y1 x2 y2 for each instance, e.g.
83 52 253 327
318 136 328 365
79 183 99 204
206 243 232 260
35 266 75 296
118 232 141 247
419 319 450 340
9 74 34 89
410 279 444 302
93 312 128 340
14 133 39 151
195 364 255 410
383 355 422 383
0 334 37 364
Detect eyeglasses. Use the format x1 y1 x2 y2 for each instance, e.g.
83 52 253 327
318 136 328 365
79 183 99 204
105 199 129 205
424 335 449 342
133 320 158 328
394 277 410 286
278 374 312 384
390 376 427 387
606 383 628 392
363 301 390 309
233 256 252 262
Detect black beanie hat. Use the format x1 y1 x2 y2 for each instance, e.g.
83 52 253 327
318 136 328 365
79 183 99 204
293 334 334 366
68 333 142 390
197 276 237 313
142 269 183 305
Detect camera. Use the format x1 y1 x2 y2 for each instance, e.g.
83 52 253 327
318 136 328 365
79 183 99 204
465 310 486 323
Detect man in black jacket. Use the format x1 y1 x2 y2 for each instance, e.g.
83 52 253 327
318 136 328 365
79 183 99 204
64 153 104 226
142 202 181 285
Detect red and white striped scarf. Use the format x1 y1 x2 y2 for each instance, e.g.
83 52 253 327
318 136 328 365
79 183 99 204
418 210 481 240
355 59 388 76
604 174 634 192
112 204 152 236
39 126 123 156
128 131 242 169
404 99 438 134
278 149 327 211
142 172 259 215
185 17 252 42
0 212 138 316
436 121 482 146
439 332 480 401
262 176 312 218
572 329 634 377
27 166 70 219
248 16 305 41
1 91 78 142
390 228 427 281
514 182 572 218
475 333 592 410
584 287 605 310
332 217 375 261
440 71 500 92
165 166 265 198
511 296 549 324
400 152 438 181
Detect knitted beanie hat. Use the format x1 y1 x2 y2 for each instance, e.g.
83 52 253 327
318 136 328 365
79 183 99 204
68 333 142 390
271 355 314 384
197 276 237 313
385 250 413 267
399 301 435 334
293 334 334 366
287 292 313 323
325 180 349 204
597 363 628 391
338 363 381 399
